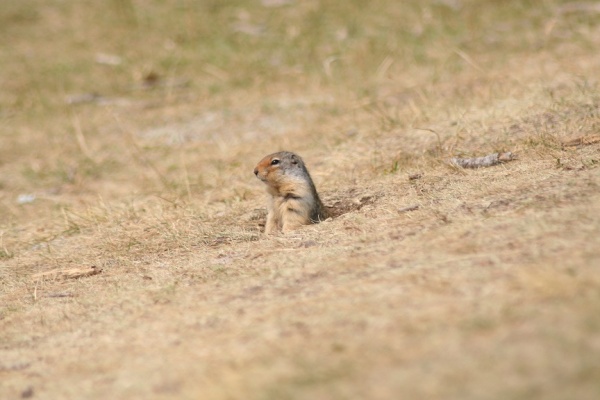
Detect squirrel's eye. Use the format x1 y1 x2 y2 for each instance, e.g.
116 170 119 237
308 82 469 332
271 159 280 165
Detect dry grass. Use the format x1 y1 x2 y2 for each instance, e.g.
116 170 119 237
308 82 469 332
1 0 600 399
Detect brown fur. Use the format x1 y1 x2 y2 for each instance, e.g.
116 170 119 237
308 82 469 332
254 151 329 234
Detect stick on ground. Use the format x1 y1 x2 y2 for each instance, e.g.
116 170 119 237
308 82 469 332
451 152 515 169
32 266 102 281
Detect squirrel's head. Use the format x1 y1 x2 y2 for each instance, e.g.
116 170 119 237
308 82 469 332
254 151 306 187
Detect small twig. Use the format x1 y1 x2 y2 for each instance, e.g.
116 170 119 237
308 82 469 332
32 266 102 281
180 151 192 201
71 113 98 163
323 56 339 78
376 55 394 80
65 92 103 105
398 205 419 213
454 49 484 73
562 134 600 148
450 152 516 169
44 292 76 298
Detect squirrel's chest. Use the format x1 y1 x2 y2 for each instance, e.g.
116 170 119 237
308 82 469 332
269 193 313 216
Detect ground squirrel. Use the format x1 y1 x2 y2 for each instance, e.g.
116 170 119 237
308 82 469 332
254 151 329 234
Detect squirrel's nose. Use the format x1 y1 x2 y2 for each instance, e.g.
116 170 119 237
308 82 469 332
254 168 259 176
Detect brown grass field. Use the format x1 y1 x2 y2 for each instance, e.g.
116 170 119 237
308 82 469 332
1 0 600 398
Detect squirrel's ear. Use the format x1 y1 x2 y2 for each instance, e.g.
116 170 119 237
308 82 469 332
291 154 298 165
